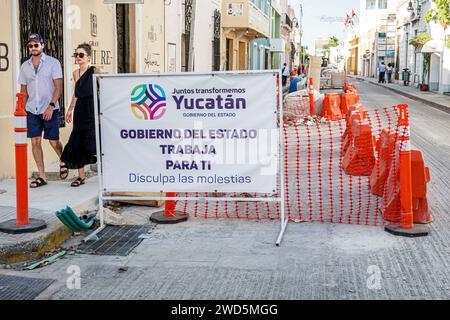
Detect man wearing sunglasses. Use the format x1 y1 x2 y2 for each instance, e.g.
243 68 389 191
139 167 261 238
18 33 64 188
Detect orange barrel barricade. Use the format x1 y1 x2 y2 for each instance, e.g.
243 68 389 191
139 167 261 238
381 105 414 228
342 118 376 176
342 104 366 153
381 150 432 224
340 92 360 116
411 150 432 224
343 78 349 92
370 129 397 196
321 93 342 121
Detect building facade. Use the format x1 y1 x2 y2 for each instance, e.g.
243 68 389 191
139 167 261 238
0 0 304 179
396 0 450 93
0 0 216 179
222 0 271 70
346 0 397 77
269 0 284 70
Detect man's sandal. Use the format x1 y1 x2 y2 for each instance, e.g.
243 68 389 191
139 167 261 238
30 177 47 188
71 177 86 187
60 163 69 180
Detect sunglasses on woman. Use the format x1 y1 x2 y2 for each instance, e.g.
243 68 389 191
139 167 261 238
28 43 40 49
73 52 87 58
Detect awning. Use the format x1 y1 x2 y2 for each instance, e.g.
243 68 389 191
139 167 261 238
421 39 444 53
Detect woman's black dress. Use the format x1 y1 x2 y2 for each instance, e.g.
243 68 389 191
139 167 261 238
61 66 97 169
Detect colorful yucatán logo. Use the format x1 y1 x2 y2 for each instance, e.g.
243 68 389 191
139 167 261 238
130 84 167 120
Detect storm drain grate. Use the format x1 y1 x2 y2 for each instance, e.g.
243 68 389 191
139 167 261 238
76 225 152 256
0 275 54 300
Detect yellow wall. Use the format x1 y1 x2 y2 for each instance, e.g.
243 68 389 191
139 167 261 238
222 0 270 38
139 1 165 73
0 0 16 179
71 0 116 75
222 30 250 70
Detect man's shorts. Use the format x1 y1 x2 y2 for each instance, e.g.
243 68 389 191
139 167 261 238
27 110 60 140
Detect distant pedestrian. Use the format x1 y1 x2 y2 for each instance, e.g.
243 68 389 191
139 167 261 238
282 63 290 86
18 33 64 188
60 43 97 187
298 65 306 78
289 75 301 93
387 63 393 83
378 61 386 83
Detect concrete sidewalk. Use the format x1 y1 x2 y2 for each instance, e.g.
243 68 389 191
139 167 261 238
351 75 450 114
0 176 99 264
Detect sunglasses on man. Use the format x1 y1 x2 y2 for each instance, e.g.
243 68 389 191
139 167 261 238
28 43 41 49
73 52 87 58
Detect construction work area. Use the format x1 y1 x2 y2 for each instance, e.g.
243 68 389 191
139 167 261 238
0 79 449 300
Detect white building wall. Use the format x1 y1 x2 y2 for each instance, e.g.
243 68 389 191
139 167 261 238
165 0 182 72
396 0 449 92
193 0 221 72
355 0 397 76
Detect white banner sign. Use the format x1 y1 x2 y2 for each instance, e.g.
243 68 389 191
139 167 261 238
98 72 279 193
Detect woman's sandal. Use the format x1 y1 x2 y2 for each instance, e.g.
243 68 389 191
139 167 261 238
60 163 69 180
30 177 47 188
71 177 86 187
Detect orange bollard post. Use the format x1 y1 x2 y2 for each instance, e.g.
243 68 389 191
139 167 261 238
164 192 177 217
308 77 315 116
384 104 430 237
150 192 188 224
0 93 47 234
397 104 413 229
15 93 29 225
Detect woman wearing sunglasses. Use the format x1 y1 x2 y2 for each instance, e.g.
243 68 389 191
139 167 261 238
60 43 97 187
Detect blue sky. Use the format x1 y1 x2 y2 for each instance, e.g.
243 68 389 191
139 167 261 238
290 0 361 50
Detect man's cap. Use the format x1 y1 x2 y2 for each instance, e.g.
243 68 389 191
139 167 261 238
27 33 44 44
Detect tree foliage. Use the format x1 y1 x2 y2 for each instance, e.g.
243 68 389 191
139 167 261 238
328 36 340 48
425 0 450 29
409 32 432 47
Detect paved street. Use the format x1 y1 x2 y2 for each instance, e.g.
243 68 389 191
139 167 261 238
1 81 450 300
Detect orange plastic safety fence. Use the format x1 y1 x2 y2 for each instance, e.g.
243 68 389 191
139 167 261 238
175 100 405 226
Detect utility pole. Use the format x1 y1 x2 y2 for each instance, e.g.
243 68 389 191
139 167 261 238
188 0 197 72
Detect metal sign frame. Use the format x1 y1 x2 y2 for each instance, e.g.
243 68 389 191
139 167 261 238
86 70 287 246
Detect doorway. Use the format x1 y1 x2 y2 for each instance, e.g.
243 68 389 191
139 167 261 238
264 49 269 69
116 4 136 73
238 41 246 70
19 0 65 126
226 38 233 70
